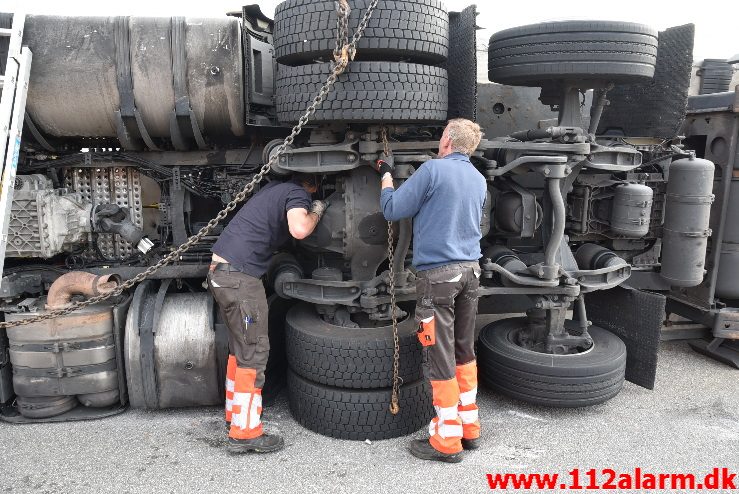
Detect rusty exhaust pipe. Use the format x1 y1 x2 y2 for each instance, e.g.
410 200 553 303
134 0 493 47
46 272 122 309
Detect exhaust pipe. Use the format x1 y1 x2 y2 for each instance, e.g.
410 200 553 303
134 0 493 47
46 272 121 309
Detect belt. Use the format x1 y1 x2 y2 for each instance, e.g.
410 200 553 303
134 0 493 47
211 262 241 273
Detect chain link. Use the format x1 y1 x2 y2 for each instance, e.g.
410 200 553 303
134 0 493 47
382 126 401 415
0 0 381 330
334 0 350 62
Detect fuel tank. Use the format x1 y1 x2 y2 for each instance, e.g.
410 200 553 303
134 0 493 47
11 14 246 144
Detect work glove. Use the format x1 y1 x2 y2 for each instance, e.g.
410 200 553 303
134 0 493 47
374 153 395 178
310 200 329 220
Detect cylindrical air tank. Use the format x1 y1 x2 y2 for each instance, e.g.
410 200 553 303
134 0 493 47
660 156 715 287
609 183 653 238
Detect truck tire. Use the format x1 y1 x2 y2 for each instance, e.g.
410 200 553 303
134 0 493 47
276 61 448 123
285 303 423 389
273 0 449 66
287 370 433 440
488 21 659 86
478 318 626 407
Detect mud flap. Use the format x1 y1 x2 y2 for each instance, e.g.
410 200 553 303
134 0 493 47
598 24 695 138
445 6 478 121
585 286 666 389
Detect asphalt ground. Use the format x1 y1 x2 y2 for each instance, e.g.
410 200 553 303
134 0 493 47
2 320 738 494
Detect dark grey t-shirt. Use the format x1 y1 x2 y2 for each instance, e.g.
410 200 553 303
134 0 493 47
212 180 311 277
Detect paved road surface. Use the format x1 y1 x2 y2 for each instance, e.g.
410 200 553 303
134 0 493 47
2 334 738 493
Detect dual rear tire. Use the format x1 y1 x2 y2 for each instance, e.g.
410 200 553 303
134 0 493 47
273 0 451 124
285 303 433 440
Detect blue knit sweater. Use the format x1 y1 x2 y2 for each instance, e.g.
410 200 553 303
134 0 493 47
380 152 487 271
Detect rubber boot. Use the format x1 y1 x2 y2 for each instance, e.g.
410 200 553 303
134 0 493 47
462 438 480 450
227 434 285 454
409 439 462 463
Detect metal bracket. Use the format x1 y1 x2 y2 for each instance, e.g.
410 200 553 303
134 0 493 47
275 139 360 173
169 17 207 151
132 280 159 409
113 16 159 151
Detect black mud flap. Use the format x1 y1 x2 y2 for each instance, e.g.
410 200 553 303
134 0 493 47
598 24 695 138
585 286 666 389
445 6 478 121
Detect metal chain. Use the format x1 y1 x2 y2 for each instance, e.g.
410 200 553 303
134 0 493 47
334 0 350 62
382 126 401 415
0 0 380 330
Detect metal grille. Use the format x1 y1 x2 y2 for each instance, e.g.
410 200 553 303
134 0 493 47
65 166 143 259
6 192 43 257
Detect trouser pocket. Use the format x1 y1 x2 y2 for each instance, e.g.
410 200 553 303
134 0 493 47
238 299 259 345
415 307 436 347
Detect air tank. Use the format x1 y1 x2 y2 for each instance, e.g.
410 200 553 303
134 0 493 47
660 156 715 287
609 183 653 237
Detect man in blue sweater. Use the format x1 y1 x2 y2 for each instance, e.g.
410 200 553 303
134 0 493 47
378 118 486 463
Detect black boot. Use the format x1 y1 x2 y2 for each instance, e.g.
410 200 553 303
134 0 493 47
227 434 285 454
409 439 462 463
462 438 480 450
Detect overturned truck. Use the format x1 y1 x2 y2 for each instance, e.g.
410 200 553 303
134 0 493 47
0 2 727 438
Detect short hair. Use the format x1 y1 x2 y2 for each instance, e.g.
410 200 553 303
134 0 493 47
292 173 319 188
445 118 483 155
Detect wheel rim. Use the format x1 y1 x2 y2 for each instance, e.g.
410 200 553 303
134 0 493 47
506 325 595 357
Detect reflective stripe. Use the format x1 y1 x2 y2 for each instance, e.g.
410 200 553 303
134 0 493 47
459 387 477 406
459 409 479 424
225 355 237 417
429 419 464 440
435 404 459 422
420 315 434 324
231 391 262 431
437 422 464 439
249 394 262 429
445 273 463 283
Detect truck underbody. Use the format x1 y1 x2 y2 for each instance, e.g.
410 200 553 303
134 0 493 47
0 4 736 436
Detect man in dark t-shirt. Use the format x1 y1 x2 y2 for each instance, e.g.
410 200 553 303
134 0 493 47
208 174 327 454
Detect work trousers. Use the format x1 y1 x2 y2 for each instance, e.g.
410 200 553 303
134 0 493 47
415 261 481 454
207 268 269 439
